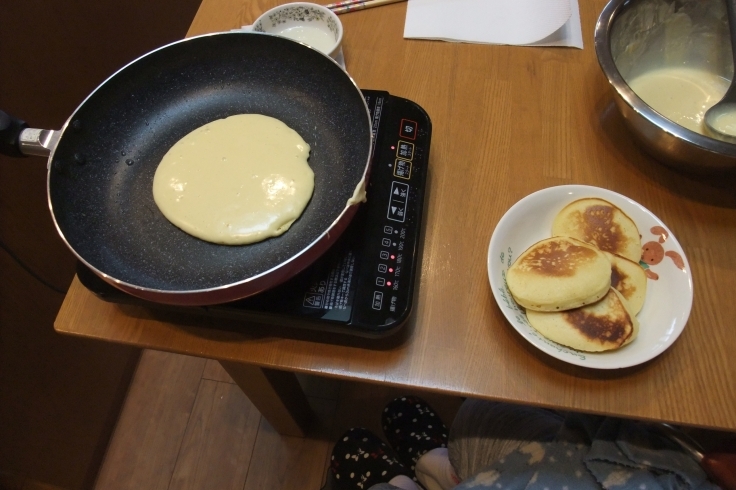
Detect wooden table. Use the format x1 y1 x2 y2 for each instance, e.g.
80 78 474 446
55 0 736 435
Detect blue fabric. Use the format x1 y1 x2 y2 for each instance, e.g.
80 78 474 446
453 415 717 490
584 418 710 490
368 416 718 490
455 440 600 489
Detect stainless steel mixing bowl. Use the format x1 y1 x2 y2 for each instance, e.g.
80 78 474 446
595 0 736 173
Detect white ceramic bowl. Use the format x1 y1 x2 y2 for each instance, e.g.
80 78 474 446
488 185 693 369
253 2 343 59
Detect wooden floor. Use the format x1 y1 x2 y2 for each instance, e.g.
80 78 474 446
93 350 464 490
92 350 736 490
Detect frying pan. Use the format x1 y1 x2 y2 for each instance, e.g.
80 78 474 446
0 32 372 305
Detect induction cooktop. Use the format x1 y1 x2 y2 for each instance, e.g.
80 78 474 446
78 90 431 338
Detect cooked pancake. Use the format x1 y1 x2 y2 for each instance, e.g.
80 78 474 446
506 236 611 312
552 198 641 263
603 251 647 315
526 288 639 352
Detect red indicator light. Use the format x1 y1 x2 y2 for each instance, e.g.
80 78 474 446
387 281 392 287
391 146 396 150
390 255 395 260
389 268 394 273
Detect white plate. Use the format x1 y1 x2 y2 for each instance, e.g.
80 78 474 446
487 185 693 369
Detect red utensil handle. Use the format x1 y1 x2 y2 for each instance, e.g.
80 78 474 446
702 453 736 490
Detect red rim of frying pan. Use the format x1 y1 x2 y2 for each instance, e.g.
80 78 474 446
46 32 372 305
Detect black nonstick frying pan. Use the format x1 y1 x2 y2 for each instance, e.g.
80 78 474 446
0 32 372 305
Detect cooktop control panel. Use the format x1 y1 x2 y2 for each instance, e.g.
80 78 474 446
78 90 431 338
346 91 430 332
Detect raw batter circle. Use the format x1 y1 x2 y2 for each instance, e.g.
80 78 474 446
152 114 314 245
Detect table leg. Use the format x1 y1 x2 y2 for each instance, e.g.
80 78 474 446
219 361 313 437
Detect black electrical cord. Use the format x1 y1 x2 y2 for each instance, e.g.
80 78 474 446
0 237 67 294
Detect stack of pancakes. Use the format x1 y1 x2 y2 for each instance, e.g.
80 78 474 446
506 198 647 352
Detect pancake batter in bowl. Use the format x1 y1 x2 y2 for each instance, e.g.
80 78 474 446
629 67 730 135
152 114 314 245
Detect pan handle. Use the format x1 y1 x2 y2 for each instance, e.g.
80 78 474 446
0 110 28 157
0 110 59 158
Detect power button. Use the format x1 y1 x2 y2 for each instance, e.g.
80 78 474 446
399 119 418 140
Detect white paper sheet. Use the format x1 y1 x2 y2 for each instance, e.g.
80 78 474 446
403 0 583 49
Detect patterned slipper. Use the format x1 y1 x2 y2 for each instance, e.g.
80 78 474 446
330 427 411 490
382 396 449 473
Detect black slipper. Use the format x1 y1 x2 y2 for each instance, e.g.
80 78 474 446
330 427 411 490
382 396 449 472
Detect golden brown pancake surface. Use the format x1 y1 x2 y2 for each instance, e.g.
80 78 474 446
506 236 611 312
516 237 598 276
552 198 641 262
526 288 639 352
604 251 647 315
